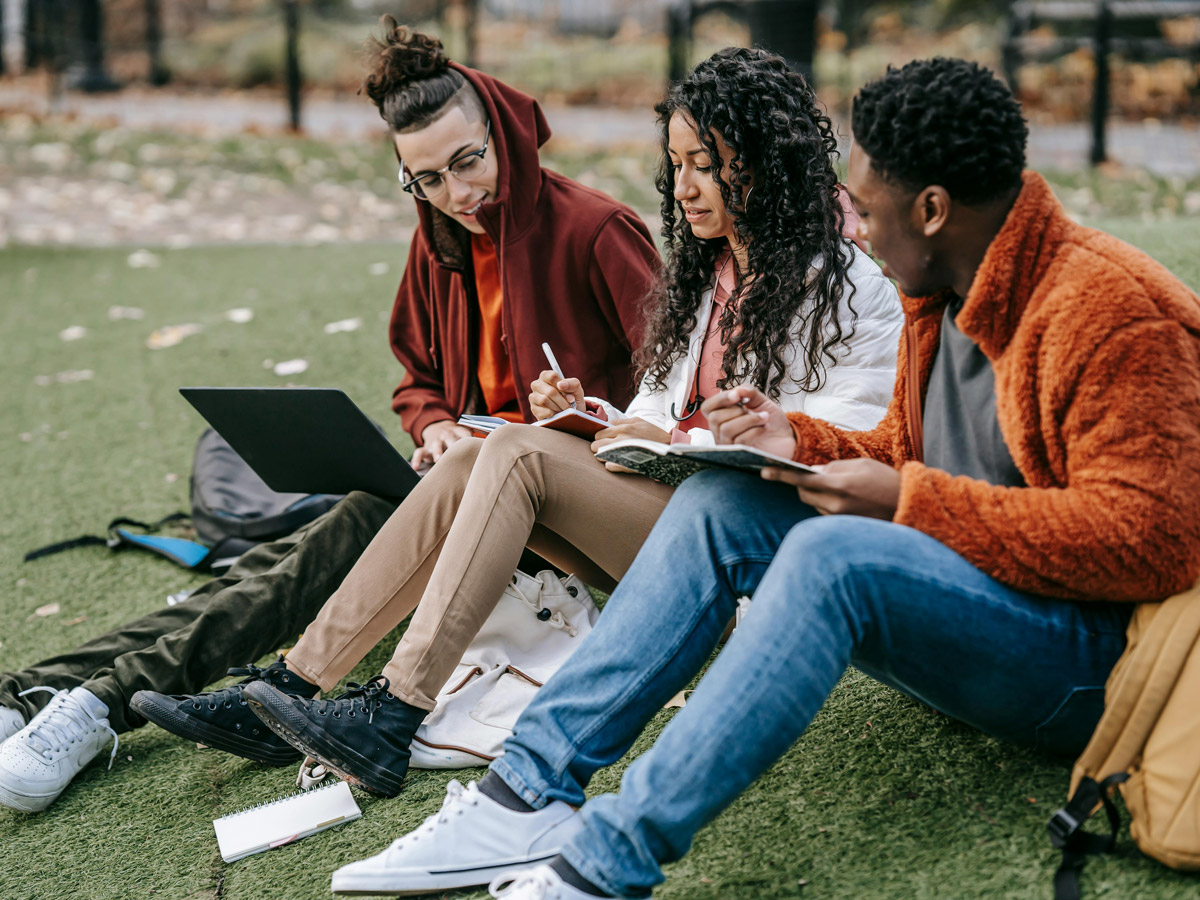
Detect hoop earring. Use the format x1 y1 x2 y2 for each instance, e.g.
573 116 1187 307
742 185 755 208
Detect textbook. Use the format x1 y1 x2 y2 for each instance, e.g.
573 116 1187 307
458 408 612 439
212 779 361 863
594 438 820 487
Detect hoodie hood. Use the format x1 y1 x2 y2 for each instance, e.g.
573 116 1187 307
411 64 552 269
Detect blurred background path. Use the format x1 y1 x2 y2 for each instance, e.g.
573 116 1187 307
2 80 1197 175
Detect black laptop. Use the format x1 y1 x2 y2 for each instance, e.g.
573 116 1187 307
180 387 420 500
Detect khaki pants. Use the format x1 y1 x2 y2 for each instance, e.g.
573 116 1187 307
284 425 675 710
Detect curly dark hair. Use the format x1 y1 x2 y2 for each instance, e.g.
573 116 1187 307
362 17 483 132
852 58 1027 205
635 47 855 398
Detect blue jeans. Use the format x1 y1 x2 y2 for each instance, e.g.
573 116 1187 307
491 470 1132 898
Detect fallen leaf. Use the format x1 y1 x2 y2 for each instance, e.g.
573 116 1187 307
146 323 202 349
34 369 94 387
127 249 160 269
64 615 88 626
273 358 308 376
35 603 60 617
59 325 87 341
108 305 145 320
368 261 390 275
323 317 362 335
664 690 690 709
224 307 254 324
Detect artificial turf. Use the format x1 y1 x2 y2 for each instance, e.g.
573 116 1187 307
1 225 1198 900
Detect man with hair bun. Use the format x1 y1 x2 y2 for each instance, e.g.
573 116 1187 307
0 21 657 813
340 57 1200 899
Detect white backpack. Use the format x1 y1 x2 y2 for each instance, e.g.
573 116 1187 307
409 569 599 769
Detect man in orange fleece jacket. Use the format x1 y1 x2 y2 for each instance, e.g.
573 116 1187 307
336 59 1200 899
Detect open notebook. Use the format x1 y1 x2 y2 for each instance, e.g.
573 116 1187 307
459 407 610 438
213 780 361 863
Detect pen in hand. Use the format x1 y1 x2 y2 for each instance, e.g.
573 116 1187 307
541 342 577 411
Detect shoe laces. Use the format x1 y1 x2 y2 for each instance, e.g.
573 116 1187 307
394 779 478 847
16 687 119 769
310 674 391 724
488 866 558 899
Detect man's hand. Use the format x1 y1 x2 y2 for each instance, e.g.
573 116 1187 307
701 386 797 458
762 458 901 520
529 370 587 420
413 420 473 469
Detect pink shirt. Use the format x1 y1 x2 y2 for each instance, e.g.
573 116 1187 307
671 250 738 442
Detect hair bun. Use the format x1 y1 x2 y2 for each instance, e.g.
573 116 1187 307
363 16 451 109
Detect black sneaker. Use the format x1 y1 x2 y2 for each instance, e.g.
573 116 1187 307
243 675 426 797
130 659 318 767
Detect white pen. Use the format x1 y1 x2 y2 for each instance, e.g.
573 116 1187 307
541 342 577 410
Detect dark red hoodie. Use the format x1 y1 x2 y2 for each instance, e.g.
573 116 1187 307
388 65 660 444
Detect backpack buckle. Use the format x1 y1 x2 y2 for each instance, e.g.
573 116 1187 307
1047 808 1080 848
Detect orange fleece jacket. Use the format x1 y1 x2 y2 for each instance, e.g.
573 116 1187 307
787 172 1200 603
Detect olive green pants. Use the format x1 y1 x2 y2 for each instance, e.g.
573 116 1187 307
0 492 397 733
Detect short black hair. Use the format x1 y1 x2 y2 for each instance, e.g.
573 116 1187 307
851 58 1027 205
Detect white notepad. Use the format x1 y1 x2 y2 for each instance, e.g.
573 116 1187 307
213 780 362 863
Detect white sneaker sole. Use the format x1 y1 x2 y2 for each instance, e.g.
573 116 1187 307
331 853 560 896
0 780 61 813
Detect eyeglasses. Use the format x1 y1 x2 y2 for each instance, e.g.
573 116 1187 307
398 120 492 201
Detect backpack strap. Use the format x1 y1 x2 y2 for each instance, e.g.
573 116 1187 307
1048 584 1200 898
1048 772 1129 900
24 513 214 570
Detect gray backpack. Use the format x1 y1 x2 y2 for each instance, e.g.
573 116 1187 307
25 429 341 574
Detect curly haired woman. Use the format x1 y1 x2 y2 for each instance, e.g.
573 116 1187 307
138 45 903 810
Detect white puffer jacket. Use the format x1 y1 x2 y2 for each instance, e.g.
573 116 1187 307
590 244 903 444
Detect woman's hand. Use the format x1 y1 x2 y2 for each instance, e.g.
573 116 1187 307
412 420 473 469
590 417 672 473
701 386 797 458
529 370 587 420
590 417 673 453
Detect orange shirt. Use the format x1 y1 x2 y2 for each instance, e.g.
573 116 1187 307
470 233 523 423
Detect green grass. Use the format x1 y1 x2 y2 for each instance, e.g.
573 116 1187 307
1 228 1199 900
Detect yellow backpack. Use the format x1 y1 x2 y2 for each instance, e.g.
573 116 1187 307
1048 586 1200 899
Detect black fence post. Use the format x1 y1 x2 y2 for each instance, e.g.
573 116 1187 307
283 0 302 132
1090 0 1112 166
666 1 691 85
76 0 119 91
145 0 169 85
745 0 818 84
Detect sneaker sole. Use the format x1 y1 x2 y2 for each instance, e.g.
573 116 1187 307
330 855 559 896
130 692 300 767
243 688 406 798
0 781 59 813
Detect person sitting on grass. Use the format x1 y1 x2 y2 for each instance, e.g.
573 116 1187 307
0 21 659 814
321 57 1200 900
132 46 902 800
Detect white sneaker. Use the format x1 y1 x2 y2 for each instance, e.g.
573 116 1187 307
331 778 582 896
489 865 609 899
0 706 25 744
0 686 118 812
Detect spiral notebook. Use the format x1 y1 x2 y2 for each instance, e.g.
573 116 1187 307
213 780 362 863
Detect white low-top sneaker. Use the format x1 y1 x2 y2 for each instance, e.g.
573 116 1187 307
0 706 25 744
0 686 118 812
489 865 609 899
331 779 582 896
